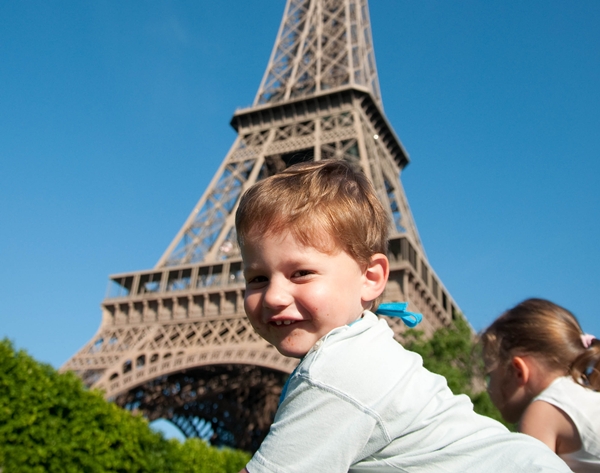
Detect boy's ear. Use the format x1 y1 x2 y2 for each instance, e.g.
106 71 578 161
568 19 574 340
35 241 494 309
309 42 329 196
510 356 530 387
361 253 389 302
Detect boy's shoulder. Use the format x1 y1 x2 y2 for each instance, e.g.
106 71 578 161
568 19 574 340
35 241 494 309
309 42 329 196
303 311 409 369
294 312 446 405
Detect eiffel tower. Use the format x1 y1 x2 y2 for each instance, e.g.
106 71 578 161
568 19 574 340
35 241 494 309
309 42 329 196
63 0 460 452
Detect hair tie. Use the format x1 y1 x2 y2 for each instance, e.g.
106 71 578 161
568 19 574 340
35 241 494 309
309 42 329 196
581 333 596 349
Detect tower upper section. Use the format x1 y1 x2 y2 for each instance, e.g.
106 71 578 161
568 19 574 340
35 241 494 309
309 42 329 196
254 0 382 108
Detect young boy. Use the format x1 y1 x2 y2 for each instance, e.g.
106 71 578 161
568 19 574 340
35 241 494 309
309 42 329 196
235 160 571 472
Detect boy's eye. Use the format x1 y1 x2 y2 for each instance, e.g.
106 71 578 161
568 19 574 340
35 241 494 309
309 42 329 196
246 275 268 285
291 270 313 279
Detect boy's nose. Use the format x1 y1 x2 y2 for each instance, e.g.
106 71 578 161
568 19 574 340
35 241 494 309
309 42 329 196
262 278 292 310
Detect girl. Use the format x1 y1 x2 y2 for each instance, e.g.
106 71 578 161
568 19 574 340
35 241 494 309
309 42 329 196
481 298 600 472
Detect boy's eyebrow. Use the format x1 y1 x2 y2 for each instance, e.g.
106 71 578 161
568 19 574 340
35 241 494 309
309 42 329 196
242 262 267 275
242 256 317 274
242 264 259 274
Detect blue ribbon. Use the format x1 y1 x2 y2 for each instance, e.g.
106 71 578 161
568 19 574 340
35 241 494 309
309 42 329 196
376 302 422 328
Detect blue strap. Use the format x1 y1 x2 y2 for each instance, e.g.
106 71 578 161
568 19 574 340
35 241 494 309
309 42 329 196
376 302 422 328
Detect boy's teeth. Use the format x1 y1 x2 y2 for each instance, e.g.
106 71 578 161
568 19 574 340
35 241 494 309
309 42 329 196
275 320 293 326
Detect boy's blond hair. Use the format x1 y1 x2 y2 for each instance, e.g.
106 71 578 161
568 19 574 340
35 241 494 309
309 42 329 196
235 159 390 269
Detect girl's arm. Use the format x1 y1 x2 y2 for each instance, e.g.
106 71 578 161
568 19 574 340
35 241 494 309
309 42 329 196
519 400 581 454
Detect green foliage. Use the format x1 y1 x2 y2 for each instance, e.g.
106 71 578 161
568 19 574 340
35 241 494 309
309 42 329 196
0 339 250 472
168 438 250 473
402 316 514 430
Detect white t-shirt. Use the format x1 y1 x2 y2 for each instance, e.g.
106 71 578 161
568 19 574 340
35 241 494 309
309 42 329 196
535 376 600 473
246 311 571 473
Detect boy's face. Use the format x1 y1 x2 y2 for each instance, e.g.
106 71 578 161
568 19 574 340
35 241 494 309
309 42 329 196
241 230 370 358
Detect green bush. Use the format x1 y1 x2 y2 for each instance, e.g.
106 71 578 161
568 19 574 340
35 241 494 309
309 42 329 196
168 438 250 473
0 339 250 472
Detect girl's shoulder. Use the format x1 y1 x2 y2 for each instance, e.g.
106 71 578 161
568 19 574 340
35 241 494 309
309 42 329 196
534 376 600 459
521 398 581 455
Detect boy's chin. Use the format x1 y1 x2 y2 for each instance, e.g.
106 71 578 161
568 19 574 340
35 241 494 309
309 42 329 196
274 344 309 359
276 349 308 359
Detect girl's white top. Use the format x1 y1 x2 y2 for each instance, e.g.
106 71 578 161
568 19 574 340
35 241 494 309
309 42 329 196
534 376 600 473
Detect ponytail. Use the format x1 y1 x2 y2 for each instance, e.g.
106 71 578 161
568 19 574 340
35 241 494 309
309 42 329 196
570 338 600 390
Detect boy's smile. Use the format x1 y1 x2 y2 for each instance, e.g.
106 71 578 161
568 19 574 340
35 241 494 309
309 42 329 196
241 231 371 358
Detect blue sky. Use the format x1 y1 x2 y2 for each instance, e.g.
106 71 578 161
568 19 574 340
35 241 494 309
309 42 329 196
1 1 599 377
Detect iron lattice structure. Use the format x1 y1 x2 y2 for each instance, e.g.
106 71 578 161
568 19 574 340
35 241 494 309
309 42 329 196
63 0 461 452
